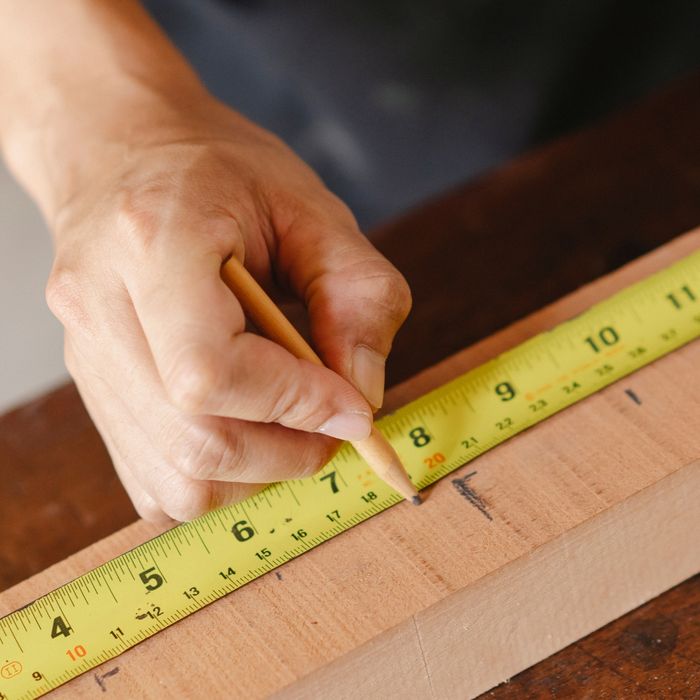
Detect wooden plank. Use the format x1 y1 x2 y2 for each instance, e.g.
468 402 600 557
283 462 700 699
484 574 700 699
2 228 700 698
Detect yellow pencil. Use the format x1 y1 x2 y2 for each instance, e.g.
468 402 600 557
221 256 421 505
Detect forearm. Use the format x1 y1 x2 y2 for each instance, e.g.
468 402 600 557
0 0 209 222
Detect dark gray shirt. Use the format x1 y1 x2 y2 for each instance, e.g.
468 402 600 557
145 0 700 226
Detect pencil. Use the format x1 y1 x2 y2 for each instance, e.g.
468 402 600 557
221 255 421 505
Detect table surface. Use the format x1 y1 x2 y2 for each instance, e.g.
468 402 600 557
2 73 700 698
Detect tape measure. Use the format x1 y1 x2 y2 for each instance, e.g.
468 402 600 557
2 248 700 699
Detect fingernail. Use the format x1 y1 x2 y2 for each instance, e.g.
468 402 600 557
317 411 372 441
351 345 386 410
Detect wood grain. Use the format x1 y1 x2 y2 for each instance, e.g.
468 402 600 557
2 228 699 698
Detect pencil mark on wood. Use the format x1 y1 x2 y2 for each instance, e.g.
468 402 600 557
624 389 642 405
451 471 492 520
94 667 119 692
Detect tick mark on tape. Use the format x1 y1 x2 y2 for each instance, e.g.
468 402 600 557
624 388 642 405
451 471 492 521
94 666 119 692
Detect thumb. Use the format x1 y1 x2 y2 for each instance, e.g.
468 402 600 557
276 199 412 410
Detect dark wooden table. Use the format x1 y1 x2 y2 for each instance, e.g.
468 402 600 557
2 73 700 698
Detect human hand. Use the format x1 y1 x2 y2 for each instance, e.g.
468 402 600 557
41 93 411 523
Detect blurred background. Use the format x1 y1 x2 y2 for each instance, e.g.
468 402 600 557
1 0 699 411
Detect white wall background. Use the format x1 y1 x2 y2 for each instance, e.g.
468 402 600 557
0 163 67 412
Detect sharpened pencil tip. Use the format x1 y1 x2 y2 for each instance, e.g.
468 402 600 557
411 494 423 506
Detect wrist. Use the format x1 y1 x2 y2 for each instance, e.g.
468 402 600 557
5 69 215 224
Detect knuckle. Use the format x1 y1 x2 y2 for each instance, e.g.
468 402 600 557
373 269 412 323
263 370 322 430
394 276 413 318
290 435 338 479
160 480 212 522
292 403 333 434
45 264 88 328
116 186 166 255
164 353 216 415
263 382 296 424
171 422 245 481
134 497 166 523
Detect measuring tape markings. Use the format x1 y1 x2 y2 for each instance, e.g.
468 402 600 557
1 249 700 699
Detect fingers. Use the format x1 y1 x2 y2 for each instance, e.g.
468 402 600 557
165 332 372 439
84 303 346 484
112 456 172 525
70 342 264 522
103 424 170 524
45 143 404 525
64 288 342 519
124 224 373 440
157 413 340 483
68 350 170 523
274 195 412 409
123 238 247 413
